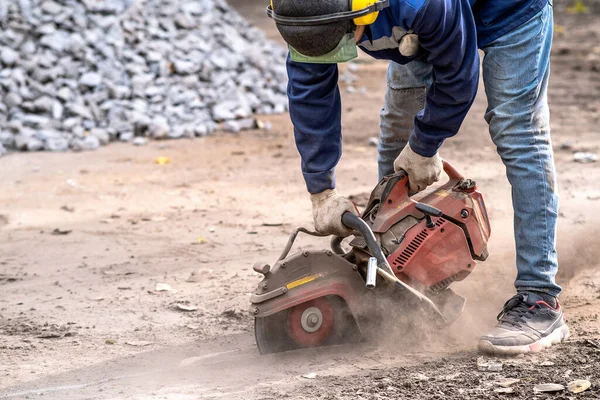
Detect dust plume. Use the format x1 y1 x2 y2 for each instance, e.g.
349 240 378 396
556 227 600 290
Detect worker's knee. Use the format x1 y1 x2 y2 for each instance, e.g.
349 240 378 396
386 60 433 90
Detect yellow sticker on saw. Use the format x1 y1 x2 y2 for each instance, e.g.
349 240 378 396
286 274 320 290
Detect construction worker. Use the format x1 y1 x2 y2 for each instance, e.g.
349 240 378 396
267 0 567 355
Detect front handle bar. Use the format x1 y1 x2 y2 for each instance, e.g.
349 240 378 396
341 212 395 275
341 212 444 314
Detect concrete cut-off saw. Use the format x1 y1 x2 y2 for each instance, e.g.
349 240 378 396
250 161 491 354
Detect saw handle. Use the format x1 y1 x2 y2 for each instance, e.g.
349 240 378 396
276 227 327 262
341 212 394 275
442 160 464 183
396 160 464 197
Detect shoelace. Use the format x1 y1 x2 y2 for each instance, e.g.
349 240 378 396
496 293 537 326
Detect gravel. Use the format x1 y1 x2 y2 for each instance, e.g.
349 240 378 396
0 0 288 155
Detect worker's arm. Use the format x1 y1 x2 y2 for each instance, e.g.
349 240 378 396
391 0 480 157
287 58 361 237
286 57 342 194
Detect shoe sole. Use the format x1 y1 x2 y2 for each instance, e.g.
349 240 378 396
477 324 570 356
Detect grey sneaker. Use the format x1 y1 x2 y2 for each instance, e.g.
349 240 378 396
478 292 570 355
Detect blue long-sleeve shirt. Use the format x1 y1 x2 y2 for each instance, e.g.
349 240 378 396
288 0 547 193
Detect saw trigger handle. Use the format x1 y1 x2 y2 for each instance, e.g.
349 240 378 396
415 203 443 229
415 202 443 217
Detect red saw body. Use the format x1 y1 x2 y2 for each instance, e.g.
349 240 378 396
250 161 491 354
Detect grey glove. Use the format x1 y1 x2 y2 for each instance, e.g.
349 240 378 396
393 144 443 192
399 32 419 57
310 189 359 237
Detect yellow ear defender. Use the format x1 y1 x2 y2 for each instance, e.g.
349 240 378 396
266 0 389 27
352 0 381 26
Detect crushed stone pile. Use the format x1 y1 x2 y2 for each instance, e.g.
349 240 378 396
0 0 289 155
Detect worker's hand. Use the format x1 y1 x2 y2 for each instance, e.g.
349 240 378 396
394 144 443 193
310 189 359 237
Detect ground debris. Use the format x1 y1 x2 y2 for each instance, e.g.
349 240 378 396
155 283 175 292
583 339 600 349
560 140 574 150
442 372 461 381
410 373 430 382
35 332 66 339
567 379 591 393
125 340 153 347
495 378 520 388
0 274 21 283
155 156 171 165
477 356 503 372
539 360 555 366
186 271 203 282
573 152 599 163
533 383 565 393
221 309 244 320
51 228 72 235
174 303 197 312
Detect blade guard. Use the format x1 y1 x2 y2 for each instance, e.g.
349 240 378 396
250 250 368 320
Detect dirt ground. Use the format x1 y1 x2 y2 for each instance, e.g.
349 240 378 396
1 2 600 399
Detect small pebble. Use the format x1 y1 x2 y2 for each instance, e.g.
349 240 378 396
534 383 565 393
567 379 591 393
573 152 598 163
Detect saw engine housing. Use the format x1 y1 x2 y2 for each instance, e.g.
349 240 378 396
351 162 490 294
250 162 491 353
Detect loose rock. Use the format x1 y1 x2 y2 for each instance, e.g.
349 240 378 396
567 379 591 393
0 0 288 154
533 383 565 393
155 283 174 292
71 135 101 152
132 137 147 146
175 304 197 312
477 357 503 372
573 152 598 163
79 72 103 88
496 378 520 388
0 47 18 66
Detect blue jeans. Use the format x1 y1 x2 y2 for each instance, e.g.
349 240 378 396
378 4 561 296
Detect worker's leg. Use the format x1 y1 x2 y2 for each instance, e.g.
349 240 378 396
378 60 432 179
478 4 568 355
481 4 560 297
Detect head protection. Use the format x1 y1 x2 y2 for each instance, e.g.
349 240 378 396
267 0 389 63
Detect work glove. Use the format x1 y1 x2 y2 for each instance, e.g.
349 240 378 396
310 189 359 238
393 144 443 193
399 32 419 57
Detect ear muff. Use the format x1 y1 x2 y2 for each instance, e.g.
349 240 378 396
352 0 380 25
267 0 388 27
